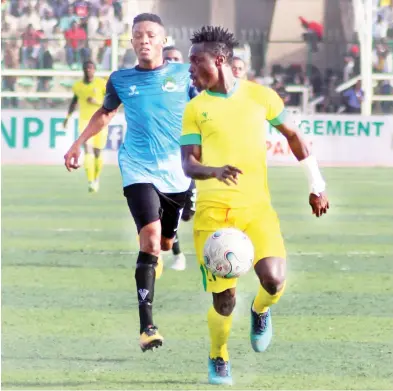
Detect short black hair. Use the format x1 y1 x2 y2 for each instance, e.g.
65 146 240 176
163 46 179 52
83 60 95 69
191 26 238 61
133 13 163 28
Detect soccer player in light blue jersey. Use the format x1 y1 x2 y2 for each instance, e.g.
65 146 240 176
64 13 197 352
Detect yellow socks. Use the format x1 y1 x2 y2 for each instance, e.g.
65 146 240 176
208 306 233 361
84 153 95 183
95 155 104 181
253 281 287 314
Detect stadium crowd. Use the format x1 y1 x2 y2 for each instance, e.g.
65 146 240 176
1 0 393 113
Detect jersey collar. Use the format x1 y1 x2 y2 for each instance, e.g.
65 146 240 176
135 62 168 72
206 79 239 98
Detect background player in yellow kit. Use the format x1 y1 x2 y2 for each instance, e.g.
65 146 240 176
181 26 329 386
63 61 108 193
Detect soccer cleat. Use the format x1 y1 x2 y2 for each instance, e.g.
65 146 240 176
170 253 186 271
88 181 97 193
139 325 164 352
208 357 233 386
93 179 100 192
250 305 273 352
155 256 163 279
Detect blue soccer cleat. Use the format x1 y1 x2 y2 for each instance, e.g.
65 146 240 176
208 357 233 386
250 305 273 352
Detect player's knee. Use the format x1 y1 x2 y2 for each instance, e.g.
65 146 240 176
255 257 286 295
260 274 286 295
160 237 173 251
139 225 161 256
213 289 236 316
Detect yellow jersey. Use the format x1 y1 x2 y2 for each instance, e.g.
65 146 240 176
180 79 285 208
72 78 107 121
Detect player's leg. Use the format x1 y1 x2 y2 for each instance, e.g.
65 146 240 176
246 206 287 353
91 126 108 192
124 183 164 351
83 143 96 192
158 190 187 252
170 232 186 270
79 120 96 192
170 180 196 270
194 220 236 386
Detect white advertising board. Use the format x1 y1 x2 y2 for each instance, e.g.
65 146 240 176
1 110 392 166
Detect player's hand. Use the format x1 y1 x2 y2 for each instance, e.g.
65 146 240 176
64 142 82 172
309 192 329 217
213 165 243 186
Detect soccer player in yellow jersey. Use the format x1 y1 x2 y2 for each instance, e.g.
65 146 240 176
63 61 108 193
180 26 330 386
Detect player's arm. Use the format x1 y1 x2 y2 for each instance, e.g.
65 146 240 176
180 104 242 185
64 77 121 171
266 88 329 217
63 95 78 128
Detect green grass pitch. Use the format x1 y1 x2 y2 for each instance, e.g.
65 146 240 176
2 166 393 390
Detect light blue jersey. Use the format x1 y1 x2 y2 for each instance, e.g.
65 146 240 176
103 62 197 193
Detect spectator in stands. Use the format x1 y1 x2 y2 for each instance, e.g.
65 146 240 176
73 0 90 18
113 0 122 18
60 5 79 32
35 0 53 18
37 39 54 92
343 55 355 82
349 45 361 76
41 9 57 38
111 9 125 35
87 6 100 36
231 56 247 79
373 39 393 73
97 7 113 35
2 40 19 108
64 20 87 66
50 24 66 62
21 24 42 68
99 0 115 21
19 5 41 31
1 21 13 40
9 0 26 17
373 14 388 40
52 0 70 19
299 16 323 53
272 77 290 104
343 80 363 114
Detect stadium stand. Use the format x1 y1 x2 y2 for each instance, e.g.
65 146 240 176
1 0 393 113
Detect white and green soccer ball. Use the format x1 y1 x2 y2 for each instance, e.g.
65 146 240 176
203 228 254 279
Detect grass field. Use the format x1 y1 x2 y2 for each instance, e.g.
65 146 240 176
2 166 393 390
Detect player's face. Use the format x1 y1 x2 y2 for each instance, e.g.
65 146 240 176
232 59 246 79
163 49 183 63
132 21 165 63
188 43 219 90
83 63 95 79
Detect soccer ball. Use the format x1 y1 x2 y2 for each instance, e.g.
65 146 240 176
203 228 254 279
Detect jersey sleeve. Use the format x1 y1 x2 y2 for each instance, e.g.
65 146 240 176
103 76 122 111
180 102 201 145
264 87 287 126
